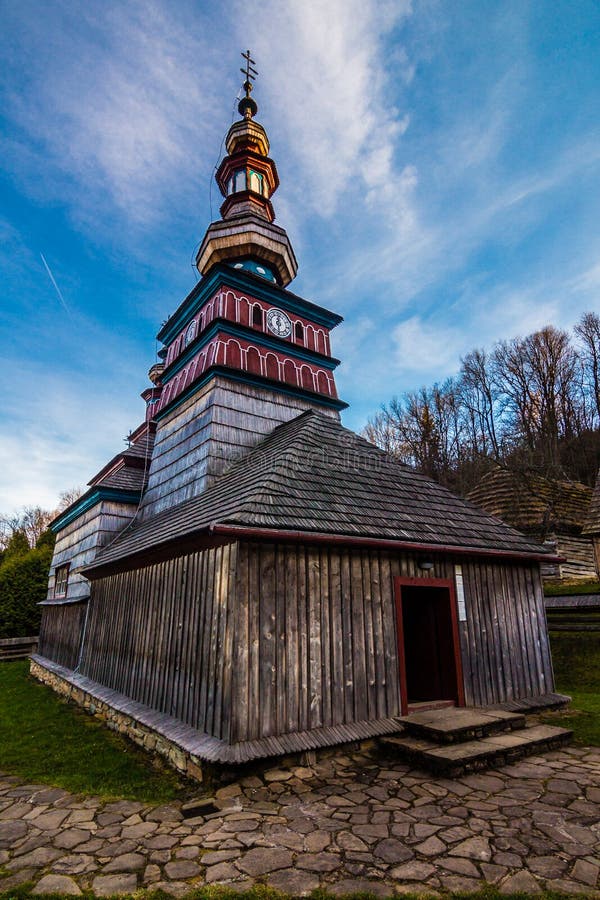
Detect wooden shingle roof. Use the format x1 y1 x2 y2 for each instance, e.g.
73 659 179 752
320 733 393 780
467 467 592 536
85 411 549 574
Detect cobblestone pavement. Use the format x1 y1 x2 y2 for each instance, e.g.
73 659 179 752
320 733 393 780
1 745 599 897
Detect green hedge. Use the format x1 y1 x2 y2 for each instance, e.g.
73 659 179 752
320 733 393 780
0 543 53 638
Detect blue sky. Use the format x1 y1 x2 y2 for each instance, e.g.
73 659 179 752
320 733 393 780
1 0 599 511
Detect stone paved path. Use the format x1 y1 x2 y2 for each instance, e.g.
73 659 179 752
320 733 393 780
1 745 599 897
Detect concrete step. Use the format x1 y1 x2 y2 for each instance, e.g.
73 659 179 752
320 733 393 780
395 706 527 744
380 724 573 777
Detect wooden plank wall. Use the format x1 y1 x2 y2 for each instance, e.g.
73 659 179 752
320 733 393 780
458 558 554 706
39 537 554 748
232 543 408 743
231 543 554 742
556 535 597 580
38 602 87 670
593 537 600 579
77 543 236 741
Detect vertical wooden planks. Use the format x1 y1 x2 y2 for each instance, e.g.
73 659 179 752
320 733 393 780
284 544 299 735
230 544 248 743
275 545 287 738
328 548 344 726
319 547 332 728
350 552 367 722
308 547 322 730
361 550 377 720
259 544 277 737
296 547 309 733
247 543 261 740
368 550 385 719
340 549 354 724
220 542 237 743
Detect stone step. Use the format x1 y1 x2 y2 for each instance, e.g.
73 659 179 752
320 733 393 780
395 706 527 744
380 724 573 777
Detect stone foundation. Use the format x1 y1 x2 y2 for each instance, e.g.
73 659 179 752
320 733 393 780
30 655 388 782
30 659 206 784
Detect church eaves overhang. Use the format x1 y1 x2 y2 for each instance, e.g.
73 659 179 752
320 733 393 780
50 488 142 534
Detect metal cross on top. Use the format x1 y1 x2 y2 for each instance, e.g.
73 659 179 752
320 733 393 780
240 49 258 97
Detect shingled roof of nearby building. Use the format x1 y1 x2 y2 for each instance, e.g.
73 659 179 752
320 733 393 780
583 471 600 535
467 467 592 536
85 410 550 574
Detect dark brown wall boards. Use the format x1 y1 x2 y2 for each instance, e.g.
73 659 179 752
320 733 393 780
38 538 554 755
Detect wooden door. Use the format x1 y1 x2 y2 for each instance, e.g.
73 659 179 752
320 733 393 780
394 576 465 715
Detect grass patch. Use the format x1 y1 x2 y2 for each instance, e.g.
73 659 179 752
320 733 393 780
0 661 191 802
544 578 600 596
543 630 600 745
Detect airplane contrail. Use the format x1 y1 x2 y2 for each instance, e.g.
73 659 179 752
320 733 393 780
40 253 71 316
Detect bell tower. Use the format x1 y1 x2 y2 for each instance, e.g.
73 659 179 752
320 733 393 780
138 53 346 519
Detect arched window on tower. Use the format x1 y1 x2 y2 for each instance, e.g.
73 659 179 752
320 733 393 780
248 169 264 195
283 359 297 386
301 365 314 392
234 169 246 193
295 321 304 344
246 347 262 377
317 370 330 395
252 304 263 328
226 340 242 370
265 353 279 381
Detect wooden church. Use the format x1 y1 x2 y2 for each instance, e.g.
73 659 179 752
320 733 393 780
34 59 561 772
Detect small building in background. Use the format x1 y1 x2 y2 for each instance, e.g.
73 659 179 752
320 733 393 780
582 471 600 579
467 467 596 582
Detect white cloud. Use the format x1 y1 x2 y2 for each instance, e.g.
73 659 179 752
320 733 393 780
391 315 464 374
1 363 143 513
0 1 223 231
236 0 414 220
569 261 600 298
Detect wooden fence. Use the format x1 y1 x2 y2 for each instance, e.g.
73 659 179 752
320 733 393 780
0 636 39 661
545 595 600 632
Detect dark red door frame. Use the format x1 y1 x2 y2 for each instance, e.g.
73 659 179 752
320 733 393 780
394 575 466 716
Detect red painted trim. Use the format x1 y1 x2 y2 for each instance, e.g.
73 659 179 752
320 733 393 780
393 579 409 715
208 524 558 562
393 575 465 715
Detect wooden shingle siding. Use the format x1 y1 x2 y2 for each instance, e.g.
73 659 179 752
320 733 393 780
38 602 86 670
139 379 339 521
74 544 236 741
47 501 137 602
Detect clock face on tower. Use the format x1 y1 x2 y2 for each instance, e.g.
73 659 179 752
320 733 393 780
266 308 292 338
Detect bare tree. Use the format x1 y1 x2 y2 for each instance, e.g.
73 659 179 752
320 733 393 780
575 311 600 424
493 326 578 473
57 487 83 512
459 349 501 460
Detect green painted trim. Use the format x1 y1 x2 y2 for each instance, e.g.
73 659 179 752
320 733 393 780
51 489 141 533
154 365 348 422
157 265 343 345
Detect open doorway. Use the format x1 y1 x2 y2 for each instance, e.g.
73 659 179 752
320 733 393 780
394 577 465 715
